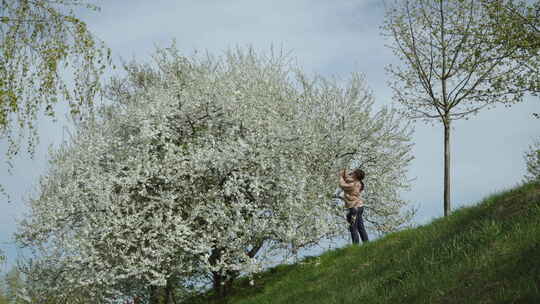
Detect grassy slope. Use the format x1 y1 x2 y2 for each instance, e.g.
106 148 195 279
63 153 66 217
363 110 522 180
197 182 540 304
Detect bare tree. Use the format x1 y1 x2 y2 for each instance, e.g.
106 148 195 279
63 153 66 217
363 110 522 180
382 0 532 216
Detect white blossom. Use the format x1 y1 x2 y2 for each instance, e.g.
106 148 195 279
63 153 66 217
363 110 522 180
524 137 540 182
16 45 414 301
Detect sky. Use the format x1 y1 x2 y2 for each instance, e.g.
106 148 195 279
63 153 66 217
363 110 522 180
1 0 539 270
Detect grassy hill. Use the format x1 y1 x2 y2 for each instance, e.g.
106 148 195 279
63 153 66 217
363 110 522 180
195 182 540 304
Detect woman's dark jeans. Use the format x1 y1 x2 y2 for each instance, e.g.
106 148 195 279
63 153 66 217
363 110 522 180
346 206 369 244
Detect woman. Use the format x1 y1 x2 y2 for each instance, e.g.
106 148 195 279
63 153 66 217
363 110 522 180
338 168 369 244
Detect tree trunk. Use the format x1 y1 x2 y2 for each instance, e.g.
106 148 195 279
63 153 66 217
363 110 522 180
443 119 451 216
209 241 263 298
149 286 159 304
212 271 225 297
212 270 238 298
148 284 173 304
164 280 174 304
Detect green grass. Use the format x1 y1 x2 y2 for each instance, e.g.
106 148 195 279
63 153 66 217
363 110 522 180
195 182 540 304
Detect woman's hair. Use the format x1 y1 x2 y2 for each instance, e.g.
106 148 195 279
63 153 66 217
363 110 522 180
352 168 365 192
352 168 365 181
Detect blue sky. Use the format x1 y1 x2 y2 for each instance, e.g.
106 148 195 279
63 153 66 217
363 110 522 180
1 0 539 269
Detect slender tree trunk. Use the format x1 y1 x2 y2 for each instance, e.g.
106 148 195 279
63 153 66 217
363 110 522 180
443 119 451 216
438 0 451 217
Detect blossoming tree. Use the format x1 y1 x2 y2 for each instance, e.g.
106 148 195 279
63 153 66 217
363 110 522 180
16 45 414 303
